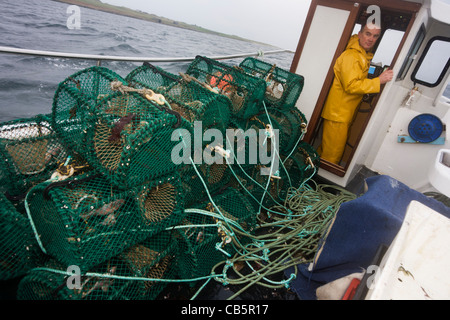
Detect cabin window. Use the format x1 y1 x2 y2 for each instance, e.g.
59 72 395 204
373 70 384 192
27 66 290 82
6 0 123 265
411 36 450 87
349 25 404 68
397 24 426 81
372 28 405 66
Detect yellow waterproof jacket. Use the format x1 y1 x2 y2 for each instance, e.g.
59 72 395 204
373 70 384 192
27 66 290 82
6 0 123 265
321 35 380 123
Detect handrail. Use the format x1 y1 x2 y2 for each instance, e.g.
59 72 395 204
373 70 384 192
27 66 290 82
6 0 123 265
0 45 293 63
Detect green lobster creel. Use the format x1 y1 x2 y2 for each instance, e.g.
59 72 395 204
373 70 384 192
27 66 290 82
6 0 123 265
186 56 266 120
268 141 320 205
245 106 308 155
52 66 128 151
135 172 185 233
281 141 320 184
229 141 319 208
277 106 308 153
0 192 43 280
175 114 257 209
239 57 305 109
17 231 178 300
126 63 232 134
0 114 70 198
126 62 179 89
224 119 259 170
51 66 139 167
179 162 231 208
175 188 257 281
25 171 184 272
229 163 286 209
87 92 190 188
54 66 127 102
203 187 258 233
54 87 190 188
117 230 178 300
244 110 285 155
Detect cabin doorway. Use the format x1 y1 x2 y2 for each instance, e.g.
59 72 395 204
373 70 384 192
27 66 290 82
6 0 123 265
290 0 421 177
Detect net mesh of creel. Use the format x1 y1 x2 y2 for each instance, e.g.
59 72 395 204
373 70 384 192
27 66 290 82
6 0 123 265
245 106 307 155
186 55 267 119
180 162 231 208
175 187 257 281
0 192 43 280
25 171 184 273
0 114 71 198
239 57 305 109
16 230 178 300
229 141 320 209
86 92 188 188
126 62 232 134
0 59 358 300
51 66 126 157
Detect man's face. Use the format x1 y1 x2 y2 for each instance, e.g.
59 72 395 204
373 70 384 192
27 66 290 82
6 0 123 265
358 25 381 51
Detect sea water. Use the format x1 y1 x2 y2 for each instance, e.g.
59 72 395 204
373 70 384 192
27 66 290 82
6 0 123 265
0 0 293 123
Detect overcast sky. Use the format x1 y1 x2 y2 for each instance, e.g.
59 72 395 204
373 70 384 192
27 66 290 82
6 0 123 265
101 0 312 50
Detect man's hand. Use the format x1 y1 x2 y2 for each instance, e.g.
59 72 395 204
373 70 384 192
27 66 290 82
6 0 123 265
379 69 394 84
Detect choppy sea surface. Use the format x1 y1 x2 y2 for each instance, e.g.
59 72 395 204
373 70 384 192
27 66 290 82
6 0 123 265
0 0 294 123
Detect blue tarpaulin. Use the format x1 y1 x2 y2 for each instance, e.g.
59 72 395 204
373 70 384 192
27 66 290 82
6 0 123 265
287 175 450 300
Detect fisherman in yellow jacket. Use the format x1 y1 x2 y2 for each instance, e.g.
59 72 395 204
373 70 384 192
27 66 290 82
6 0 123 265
318 24 394 164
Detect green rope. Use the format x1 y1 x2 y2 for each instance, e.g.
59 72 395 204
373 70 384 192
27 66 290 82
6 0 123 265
203 179 356 300
257 101 278 216
31 266 221 285
177 132 242 246
24 176 61 255
224 132 288 211
170 102 356 299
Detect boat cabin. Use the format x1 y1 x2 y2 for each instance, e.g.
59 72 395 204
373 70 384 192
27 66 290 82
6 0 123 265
290 0 450 196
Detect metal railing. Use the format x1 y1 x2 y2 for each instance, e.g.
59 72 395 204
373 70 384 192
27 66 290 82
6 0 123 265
0 45 293 65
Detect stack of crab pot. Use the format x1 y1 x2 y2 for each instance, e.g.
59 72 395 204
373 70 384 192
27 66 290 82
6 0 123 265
0 56 318 300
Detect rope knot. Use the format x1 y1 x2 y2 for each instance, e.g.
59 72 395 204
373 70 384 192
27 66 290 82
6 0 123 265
110 80 125 93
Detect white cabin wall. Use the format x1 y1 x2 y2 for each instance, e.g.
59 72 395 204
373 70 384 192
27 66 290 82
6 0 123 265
369 6 450 192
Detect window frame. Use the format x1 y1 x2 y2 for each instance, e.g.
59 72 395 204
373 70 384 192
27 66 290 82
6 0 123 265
411 35 450 87
397 24 426 81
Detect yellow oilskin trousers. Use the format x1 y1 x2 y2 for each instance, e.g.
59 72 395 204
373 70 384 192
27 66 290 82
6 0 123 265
318 120 350 164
